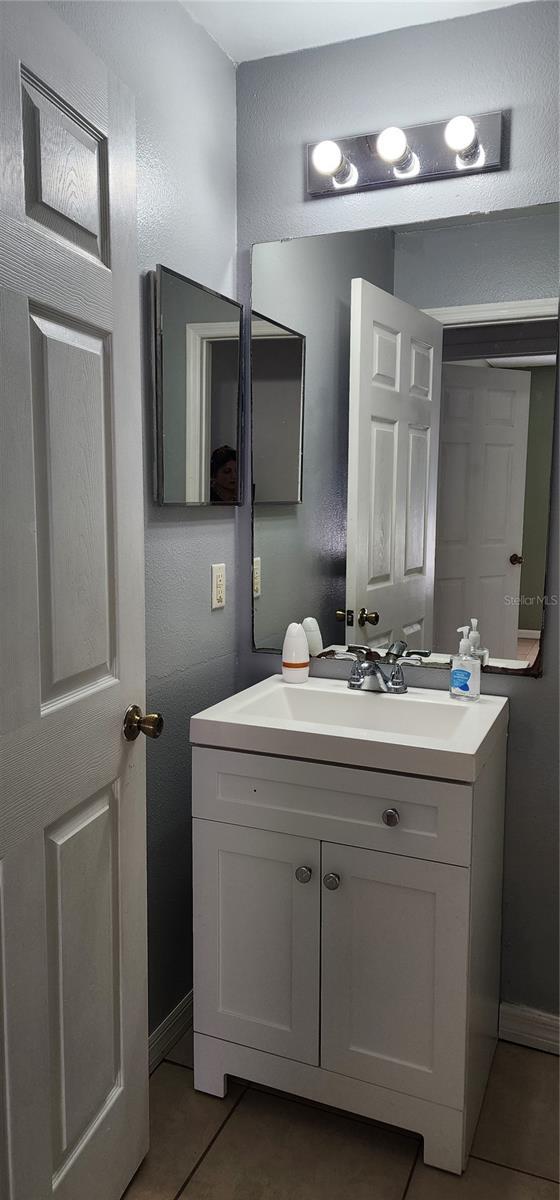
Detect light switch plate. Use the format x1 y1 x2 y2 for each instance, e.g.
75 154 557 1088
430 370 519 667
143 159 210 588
253 557 261 599
211 563 226 609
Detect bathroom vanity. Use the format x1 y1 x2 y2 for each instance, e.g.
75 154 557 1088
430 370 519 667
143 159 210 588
190 676 508 1173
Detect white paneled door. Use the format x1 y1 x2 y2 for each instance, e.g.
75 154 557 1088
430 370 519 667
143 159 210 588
435 364 531 659
0 7 148 1200
346 280 443 652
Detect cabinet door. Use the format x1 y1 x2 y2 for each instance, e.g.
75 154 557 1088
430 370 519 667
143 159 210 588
193 819 320 1063
321 843 469 1106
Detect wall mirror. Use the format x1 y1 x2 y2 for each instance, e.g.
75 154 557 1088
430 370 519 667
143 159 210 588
252 313 305 503
153 265 242 505
251 204 558 674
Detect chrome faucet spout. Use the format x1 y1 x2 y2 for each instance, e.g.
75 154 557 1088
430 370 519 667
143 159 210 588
347 649 410 695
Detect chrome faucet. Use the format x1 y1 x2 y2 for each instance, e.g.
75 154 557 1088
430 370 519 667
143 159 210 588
346 642 424 695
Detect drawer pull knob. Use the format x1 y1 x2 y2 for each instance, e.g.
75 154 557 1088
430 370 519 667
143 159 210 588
382 807 400 827
323 872 341 891
295 865 312 884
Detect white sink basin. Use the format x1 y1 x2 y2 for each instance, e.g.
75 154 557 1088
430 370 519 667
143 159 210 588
190 675 508 782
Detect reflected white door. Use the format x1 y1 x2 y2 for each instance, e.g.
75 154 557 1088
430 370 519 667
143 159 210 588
434 364 530 659
346 280 442 652
0 7 148 1200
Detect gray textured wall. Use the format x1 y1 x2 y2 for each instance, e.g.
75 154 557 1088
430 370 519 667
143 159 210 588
237 3 559 1015
253 229 394 648
394 208 560 308
53 1 238 1032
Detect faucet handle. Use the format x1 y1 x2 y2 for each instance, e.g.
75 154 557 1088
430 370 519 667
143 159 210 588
347 645 379 662
348 659 365 689
385 640 407 661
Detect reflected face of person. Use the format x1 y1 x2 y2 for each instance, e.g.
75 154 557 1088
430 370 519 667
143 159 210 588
213 458 237 500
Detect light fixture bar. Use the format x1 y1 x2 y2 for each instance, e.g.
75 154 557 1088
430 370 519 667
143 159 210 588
306 110 504 199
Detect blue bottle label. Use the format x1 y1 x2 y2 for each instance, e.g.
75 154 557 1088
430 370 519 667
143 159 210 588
451 668 471 692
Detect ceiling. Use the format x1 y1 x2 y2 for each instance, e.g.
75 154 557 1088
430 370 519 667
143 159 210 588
181 0 538 64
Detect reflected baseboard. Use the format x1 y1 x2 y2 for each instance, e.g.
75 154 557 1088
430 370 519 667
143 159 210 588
499 1002 559 1055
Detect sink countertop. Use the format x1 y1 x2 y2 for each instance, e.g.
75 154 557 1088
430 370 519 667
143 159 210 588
190 675 508 783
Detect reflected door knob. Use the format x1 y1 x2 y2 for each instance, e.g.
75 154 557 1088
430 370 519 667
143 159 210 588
509 553 524 565
323 872 341 891
123 704 164 741
382 807 400 827
295 866 312 884
358 608 380 628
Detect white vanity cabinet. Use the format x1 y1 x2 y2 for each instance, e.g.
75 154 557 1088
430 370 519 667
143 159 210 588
192 737 506 1174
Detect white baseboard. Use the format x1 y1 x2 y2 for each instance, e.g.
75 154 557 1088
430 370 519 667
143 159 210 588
499 1002 559 1055
518 629 541 641
149 990 193 1073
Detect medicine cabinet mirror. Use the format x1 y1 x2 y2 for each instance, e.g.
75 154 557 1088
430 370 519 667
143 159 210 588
252 312 305 504
251 204 558 675
153 265 242 505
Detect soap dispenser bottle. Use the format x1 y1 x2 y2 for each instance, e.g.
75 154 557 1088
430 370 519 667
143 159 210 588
450 626 480 701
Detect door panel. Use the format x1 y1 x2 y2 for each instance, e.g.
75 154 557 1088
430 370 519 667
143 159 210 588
46 790 120 1171
321 843 469 1107
194 820 320 1064
435 364 530 658
346 280 442 651
30 313 115 703
0 7 147 1199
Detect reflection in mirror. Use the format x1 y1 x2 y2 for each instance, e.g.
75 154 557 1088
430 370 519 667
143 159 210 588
252 313 305 503
153 265 242 505
251 206 558 672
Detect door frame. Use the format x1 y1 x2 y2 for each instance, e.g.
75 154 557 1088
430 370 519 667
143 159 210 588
423 298 558 325
423 295 558 678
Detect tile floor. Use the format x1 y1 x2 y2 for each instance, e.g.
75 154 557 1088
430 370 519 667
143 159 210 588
123 1034 559 1200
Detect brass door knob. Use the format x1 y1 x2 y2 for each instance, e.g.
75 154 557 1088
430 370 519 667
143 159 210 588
509 553 524 565
335 610 346 621
358 608 380 628
123 704 164 741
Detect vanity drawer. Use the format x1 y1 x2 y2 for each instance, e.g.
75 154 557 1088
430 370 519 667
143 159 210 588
192 748 472 866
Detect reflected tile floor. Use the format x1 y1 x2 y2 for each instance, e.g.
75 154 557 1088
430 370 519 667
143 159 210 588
123 1039 559 1200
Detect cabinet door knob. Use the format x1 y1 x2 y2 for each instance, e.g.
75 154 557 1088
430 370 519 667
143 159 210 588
382 807 400 827
295 865 312 884
323 872 341 891
509 552 524 565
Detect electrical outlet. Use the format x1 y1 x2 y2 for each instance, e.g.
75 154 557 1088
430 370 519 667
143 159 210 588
253 556 262 599
211 563 226 609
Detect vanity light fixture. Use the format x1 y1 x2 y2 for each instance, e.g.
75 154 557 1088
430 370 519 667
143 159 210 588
306 110 504 198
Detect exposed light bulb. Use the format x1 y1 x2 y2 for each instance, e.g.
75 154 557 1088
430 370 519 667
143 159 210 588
311 140 344 176
376 126 409 165
444 115 477 155
393 153 420 180
333 163 359 189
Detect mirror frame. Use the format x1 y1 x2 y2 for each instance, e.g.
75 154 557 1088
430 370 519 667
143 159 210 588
152 264 244 507
250 259 558 677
